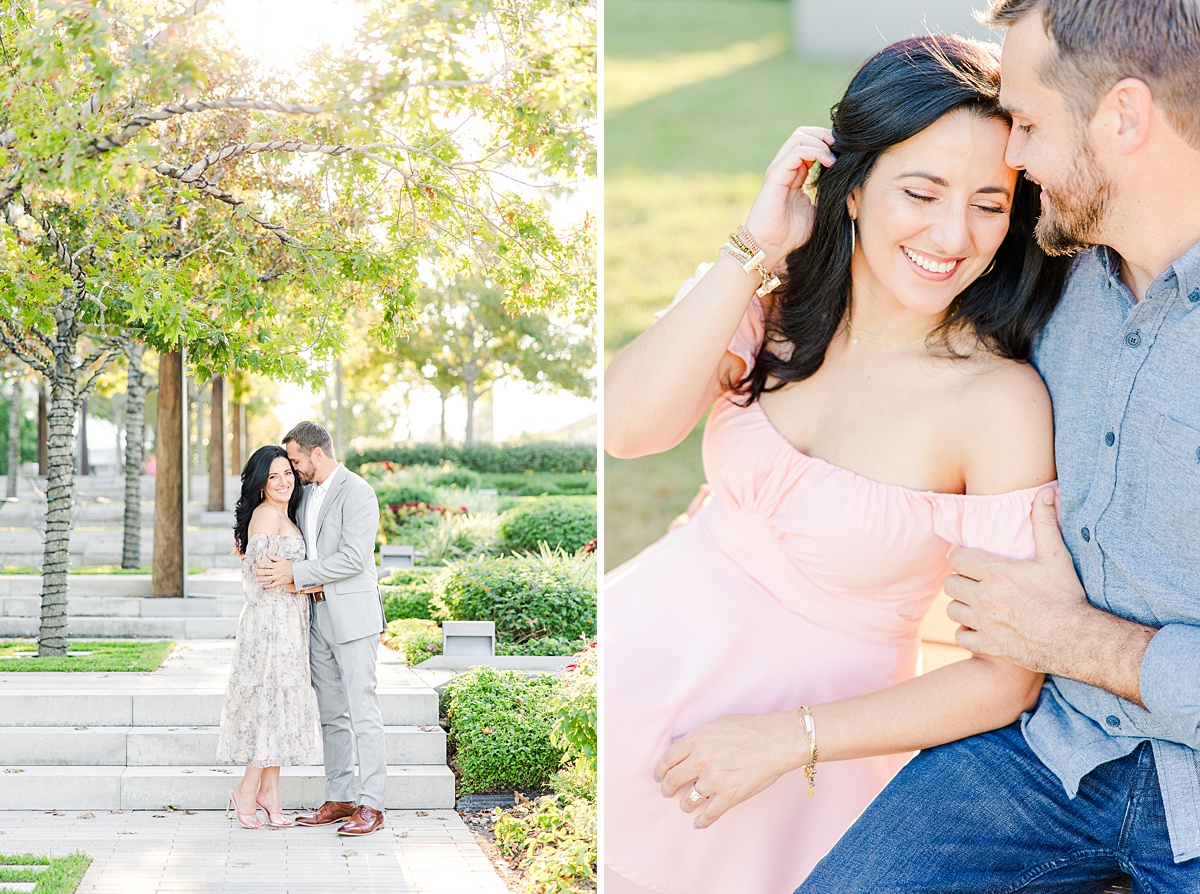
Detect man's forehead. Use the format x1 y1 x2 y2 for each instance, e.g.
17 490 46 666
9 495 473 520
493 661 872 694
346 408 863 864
999 15 1053 114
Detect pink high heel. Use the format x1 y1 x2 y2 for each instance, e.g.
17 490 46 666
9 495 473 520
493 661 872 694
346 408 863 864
226 788 264 829
256 795 294 827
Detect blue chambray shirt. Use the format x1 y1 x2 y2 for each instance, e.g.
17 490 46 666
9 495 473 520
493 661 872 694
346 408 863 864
1025 242 1200 864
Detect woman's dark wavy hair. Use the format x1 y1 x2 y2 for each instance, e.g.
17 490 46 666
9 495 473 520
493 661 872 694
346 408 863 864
233 445 302 556
738 34 1071 403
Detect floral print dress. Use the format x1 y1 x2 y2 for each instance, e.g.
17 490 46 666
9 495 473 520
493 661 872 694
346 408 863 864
216 533 322 768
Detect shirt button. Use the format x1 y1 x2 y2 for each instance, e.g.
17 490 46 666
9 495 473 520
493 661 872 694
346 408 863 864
1125 331 1141 348
1081 527 1091 542
1190 288 1200 303
1105 432 1115 447
1105 715 1121 728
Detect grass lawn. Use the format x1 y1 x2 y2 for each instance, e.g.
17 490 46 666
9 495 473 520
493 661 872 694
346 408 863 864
0 853 91 894
0 640 174 672
603 0 858 569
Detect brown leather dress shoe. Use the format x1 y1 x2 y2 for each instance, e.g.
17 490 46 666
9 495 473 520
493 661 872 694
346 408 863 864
336 805 384 837
294 800 357 826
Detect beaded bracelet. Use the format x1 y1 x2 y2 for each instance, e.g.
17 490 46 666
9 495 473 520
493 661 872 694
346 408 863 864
719 225 781 298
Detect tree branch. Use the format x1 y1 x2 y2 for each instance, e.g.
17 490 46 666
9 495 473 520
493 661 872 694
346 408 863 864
0 319 52 376
147 162 299 245
77 348 120 399
89 98 335 156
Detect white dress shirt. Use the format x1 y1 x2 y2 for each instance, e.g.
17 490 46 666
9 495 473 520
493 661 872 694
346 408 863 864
304 463 343 562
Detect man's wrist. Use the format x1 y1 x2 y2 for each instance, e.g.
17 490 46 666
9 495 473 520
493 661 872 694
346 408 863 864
1053 603 1153 706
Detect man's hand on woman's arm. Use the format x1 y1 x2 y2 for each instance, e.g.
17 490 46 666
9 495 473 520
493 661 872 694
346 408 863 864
946 487 1156 707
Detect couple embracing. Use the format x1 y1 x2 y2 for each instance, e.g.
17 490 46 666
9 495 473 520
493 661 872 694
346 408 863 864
216 420 388 837
606 0 1200 892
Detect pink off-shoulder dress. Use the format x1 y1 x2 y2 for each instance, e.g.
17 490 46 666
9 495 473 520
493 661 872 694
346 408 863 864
603 298 1047 894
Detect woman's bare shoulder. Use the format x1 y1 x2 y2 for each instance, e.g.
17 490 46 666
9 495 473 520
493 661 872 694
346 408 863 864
248 503 291 537
953 356 1055 494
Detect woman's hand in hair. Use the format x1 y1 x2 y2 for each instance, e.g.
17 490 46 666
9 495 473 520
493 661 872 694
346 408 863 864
745 126 836 271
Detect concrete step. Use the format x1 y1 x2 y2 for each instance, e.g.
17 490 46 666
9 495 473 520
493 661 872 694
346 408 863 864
0 725 446 767
0 688 439 728
0 764 456 810
0 596 244 619
0 576 300 599
0 616 240 638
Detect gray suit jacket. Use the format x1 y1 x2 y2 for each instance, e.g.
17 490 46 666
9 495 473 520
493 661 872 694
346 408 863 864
291 466 384 644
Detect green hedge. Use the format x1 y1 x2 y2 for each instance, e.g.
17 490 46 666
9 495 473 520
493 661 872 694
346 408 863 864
348 442 596 474
479 471 597 496
382 618 442 665
434 551 596 646
446 666 563 793
500 498 597 554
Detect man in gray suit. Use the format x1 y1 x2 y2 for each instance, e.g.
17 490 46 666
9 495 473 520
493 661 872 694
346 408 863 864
256 420 387 837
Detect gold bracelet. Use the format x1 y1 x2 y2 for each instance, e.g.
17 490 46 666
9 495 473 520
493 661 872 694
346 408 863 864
719 226 781 298
797 705 818 796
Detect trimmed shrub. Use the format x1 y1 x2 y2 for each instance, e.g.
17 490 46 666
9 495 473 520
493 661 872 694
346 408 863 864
378 567 439 587
479 471 597 497
434 550 596 646
348 442 596 475
382 583 438 622
446 666 562 793
496 636 588 657
433 467 482 490
500 498 597 554
374 482 440 508
382 618 442 665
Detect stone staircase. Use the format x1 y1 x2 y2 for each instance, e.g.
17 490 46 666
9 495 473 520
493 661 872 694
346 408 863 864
0 574 244 639
0 642 456 810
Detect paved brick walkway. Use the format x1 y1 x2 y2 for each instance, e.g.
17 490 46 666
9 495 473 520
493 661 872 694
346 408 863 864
0 808 508 893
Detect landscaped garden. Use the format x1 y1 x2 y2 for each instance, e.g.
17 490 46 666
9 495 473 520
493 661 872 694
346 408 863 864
356 441 598 892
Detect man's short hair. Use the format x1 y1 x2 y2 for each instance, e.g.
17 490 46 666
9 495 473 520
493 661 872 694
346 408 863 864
982 0 1200 149
282 421 335 459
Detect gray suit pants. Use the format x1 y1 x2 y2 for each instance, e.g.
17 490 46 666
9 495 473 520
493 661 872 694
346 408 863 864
309 602 387 810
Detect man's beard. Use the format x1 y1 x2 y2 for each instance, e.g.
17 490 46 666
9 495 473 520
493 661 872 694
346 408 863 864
1033 136 1114 256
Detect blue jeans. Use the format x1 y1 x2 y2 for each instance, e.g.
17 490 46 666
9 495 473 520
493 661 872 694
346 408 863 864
796 722 1198 894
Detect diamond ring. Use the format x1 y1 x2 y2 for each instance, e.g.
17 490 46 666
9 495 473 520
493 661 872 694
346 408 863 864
687 785 706 804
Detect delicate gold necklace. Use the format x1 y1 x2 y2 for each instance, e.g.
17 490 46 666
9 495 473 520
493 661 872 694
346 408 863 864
845 319 930 348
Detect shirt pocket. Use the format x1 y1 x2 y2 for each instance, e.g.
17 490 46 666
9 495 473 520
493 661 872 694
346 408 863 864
1144 415 1200 558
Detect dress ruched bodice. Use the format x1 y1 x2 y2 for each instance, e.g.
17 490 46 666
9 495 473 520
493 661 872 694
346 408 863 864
241 533 307 604
698 397 1044 639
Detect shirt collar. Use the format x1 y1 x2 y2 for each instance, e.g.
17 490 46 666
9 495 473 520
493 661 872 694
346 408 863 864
315 463 343 494
1092 241 1200 310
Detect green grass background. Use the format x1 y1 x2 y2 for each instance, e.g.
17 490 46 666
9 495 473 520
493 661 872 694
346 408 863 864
603 0 858 569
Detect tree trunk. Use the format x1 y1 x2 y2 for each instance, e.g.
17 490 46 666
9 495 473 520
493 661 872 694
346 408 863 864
7 377 19 499
152 350 185 598
438 389 448 446
37 384 48 476
38 305 83 657
463 371 479 446
189 376 203 479
208 375 224 511
229 381 243 477
121 342 148 569
334 358 344 459
77 399 90 476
